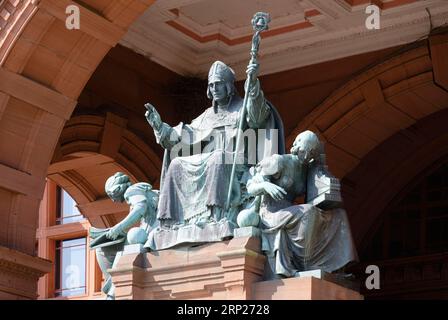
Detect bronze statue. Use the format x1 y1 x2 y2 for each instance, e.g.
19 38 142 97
246 131 358 279
142 13 285 250
89 172 158 299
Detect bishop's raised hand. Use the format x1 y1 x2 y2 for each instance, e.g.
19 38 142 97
144 103 162 131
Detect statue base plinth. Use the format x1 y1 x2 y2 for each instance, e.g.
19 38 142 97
253 276 363 300
295 269 360 292
111 236 265 300
110 237 363 300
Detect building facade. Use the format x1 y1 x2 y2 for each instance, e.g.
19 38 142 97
0 0 448 299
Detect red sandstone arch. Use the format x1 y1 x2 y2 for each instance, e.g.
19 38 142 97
0 0 154 299
286 36 448 179
342 109 448 251
47 113 162 228
0 0 154 256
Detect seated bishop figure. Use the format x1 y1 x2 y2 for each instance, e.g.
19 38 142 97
144 61 285 233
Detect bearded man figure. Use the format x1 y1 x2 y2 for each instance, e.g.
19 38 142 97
144 61 284 248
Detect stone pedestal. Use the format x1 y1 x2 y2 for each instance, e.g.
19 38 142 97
110 236 265 300
109 236 363 300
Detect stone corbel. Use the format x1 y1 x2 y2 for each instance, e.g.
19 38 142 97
0 245 52 299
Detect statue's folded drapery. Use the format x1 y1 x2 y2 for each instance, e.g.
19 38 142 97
247 144 358 279
158 150 235 223
260 199 358 278
155 93 285 225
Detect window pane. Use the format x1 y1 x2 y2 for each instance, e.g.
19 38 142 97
367 162 448 261
62 238 86 248
62 189 79 216
56 188 84 225
55 237 86 297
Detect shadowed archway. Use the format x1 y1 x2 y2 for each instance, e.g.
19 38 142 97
286 35 448 179
342 108 448 249
48 113 162 228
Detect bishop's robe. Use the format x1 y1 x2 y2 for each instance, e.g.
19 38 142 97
152 80 285 225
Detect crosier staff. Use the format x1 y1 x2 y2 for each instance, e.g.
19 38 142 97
225 12 271 212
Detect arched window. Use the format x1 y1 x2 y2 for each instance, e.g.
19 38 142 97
363 162 448 261
56 187 84 225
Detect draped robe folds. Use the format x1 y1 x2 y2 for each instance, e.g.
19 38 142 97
153 84 285 225
248 155 358 279
92 182 158 297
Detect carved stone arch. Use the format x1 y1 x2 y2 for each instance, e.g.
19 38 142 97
0 0 155 298
0 0 155 262
286 37 448 179
341 109 448 249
